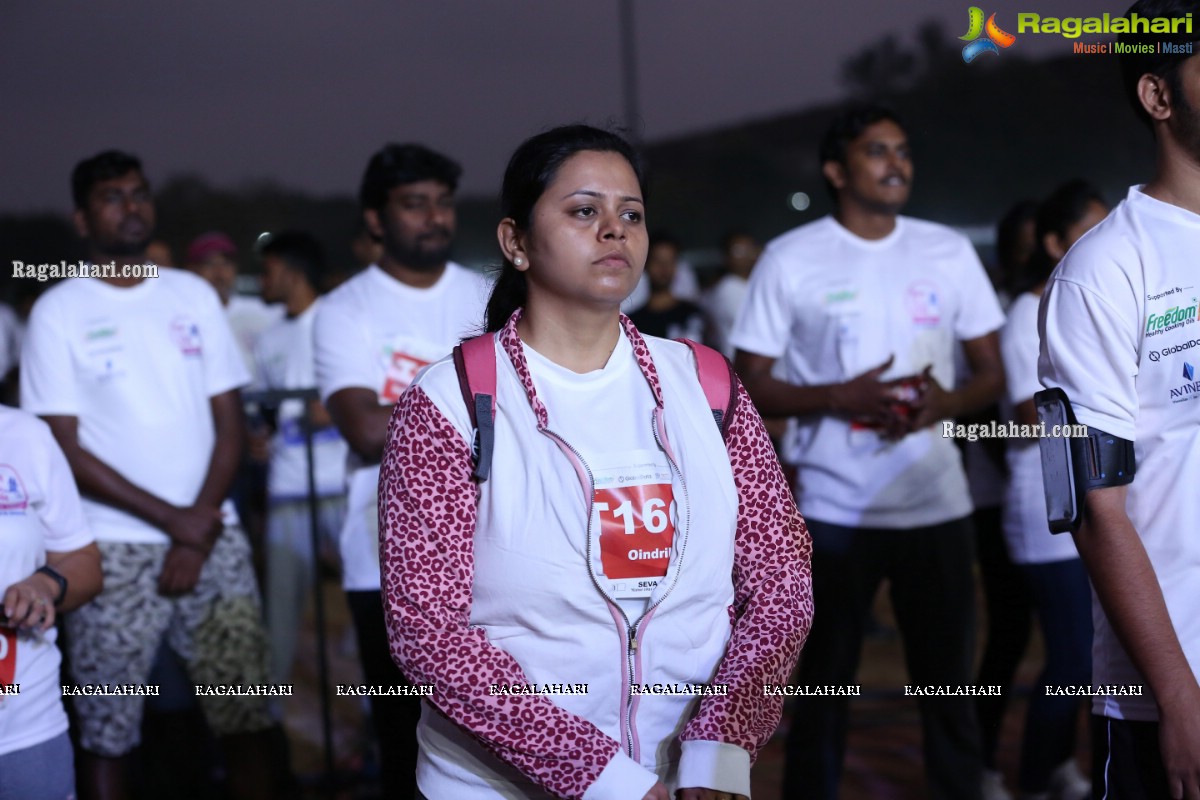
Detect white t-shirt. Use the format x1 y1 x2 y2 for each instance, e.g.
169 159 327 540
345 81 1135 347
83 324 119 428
228 294 285 375
522 331 670 621
1001 292 1077 564
20 269 250 543
1039 186 1200 721
313 263 490 591
0 406 93 755
0 302 21 380
731 215 1005 528
703 274 749 359
253 301 348 501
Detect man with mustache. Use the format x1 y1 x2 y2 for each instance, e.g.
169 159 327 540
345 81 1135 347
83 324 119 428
313 143 489 799
20 150 278 800
731 106 1004 800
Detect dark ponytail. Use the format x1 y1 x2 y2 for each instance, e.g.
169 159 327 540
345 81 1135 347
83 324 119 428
484 124 645 331
485 261 528 331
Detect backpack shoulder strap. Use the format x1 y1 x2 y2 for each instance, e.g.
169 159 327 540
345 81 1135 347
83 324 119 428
676 338 737 440
452 333 498 481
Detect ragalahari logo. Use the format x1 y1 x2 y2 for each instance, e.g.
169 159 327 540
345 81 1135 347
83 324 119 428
960 7 1017 62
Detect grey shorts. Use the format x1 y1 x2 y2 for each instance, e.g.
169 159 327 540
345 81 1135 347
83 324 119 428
64 527 274 757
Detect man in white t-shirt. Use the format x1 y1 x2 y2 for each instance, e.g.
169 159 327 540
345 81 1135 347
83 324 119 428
1039 5 1200 795
314 143 490 799
186 231 285 374
702 232 761 358
252 231 348 686
731 106 1005 800
20 150 278 800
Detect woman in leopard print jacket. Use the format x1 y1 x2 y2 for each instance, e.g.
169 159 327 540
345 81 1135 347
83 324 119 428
378 125 813 800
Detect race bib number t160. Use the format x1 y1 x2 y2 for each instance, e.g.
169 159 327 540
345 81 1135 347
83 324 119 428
592 451 677 599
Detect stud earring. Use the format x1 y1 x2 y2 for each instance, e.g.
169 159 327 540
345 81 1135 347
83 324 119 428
514 257 523 266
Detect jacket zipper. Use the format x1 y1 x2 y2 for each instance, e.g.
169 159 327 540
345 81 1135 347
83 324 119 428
542 427 637 758
543 410 692 762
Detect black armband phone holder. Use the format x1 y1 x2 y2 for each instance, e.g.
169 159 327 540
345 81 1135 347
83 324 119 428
1034 388 1135 533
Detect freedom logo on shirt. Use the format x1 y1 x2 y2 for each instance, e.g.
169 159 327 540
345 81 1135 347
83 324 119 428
169 316 203 357
0 466 29 513
1146 298 1198 338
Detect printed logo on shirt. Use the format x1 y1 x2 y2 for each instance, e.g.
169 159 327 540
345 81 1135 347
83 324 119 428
1169 360 1200 404
85 325 118 341
1147 338 1200 362
0 465 29 513
379 335 445 403
824 289 858 305
1145 297 1198 338
169 316 203 357
904 281 942 327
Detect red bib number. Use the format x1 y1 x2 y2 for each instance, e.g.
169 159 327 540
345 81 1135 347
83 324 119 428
596 482 675 590
0 626 16 689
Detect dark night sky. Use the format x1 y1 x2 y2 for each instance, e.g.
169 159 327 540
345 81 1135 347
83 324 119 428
2 0 1110 214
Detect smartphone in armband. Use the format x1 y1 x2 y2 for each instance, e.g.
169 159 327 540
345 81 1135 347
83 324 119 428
1035 388 1135 533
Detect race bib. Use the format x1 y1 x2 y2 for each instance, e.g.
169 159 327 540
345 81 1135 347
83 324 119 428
592 451 676 599
0 626 16 689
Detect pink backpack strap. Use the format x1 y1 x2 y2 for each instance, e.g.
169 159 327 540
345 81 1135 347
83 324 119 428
452 333 498 481
676 339 737 440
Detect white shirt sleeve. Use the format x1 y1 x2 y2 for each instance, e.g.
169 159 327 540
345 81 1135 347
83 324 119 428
1000 297 1041 406
199 289 251 396
729 249 793 359
35 419 94 553
953 239 1005 341
19 295 80 417
1038 277 1139 440
313 296 377 403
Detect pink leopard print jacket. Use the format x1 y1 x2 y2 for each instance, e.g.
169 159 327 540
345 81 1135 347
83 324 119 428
378 313 813 800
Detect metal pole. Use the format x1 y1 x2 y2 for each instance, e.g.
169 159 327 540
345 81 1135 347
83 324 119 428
300 391 337 792
245 388 336 794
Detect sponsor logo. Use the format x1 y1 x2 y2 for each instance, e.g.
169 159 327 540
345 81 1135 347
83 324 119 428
1170 360 1200 404
904 280 942 326
169 316 203 357
1146 299 1199 338
1148 338 1200 362
960 7 1017 62
823 289 858 305
0 466 29 512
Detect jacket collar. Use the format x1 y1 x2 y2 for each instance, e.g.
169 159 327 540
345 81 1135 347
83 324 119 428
496 308 665 431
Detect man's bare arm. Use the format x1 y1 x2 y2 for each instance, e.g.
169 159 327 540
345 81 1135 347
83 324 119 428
326 387 392 465
193 388 245 510
44 415 187 531
1075 486 1200 799
733 350 897 420
908 332 1005 431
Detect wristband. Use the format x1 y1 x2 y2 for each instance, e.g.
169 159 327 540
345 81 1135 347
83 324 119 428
36 565 68 607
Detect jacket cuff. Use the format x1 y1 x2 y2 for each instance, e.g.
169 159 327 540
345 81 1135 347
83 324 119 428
677 740 751 796
582 750 659 800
